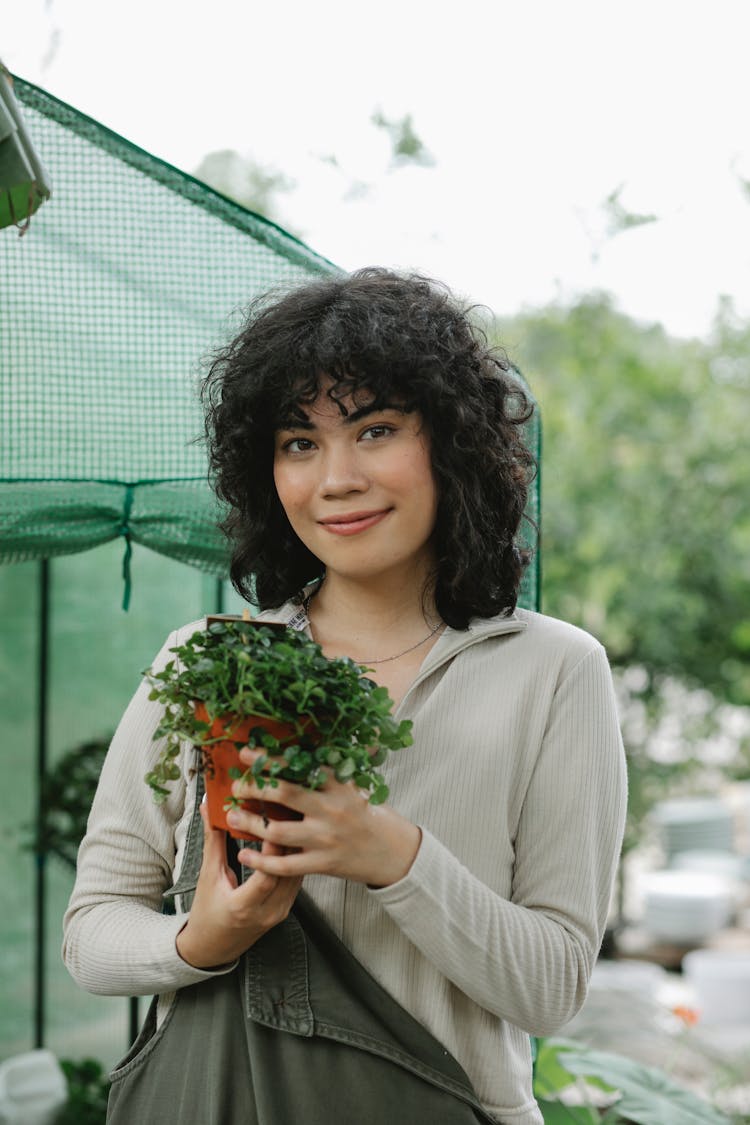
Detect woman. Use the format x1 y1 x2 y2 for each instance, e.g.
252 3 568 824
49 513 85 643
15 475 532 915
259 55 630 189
64 268 627 1124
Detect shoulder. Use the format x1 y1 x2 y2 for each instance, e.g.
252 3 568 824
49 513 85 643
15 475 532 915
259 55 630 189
166 616 208 648
466 607 609 680
511 608 605 660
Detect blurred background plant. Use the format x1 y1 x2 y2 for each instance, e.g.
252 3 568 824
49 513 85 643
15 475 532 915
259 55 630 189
29 738 110 870
54 1058 109 1125
493 294 750 885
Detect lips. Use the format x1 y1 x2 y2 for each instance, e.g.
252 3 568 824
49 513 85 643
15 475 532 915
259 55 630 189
318 509 391 536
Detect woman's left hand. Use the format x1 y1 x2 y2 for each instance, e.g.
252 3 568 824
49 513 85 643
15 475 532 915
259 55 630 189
227 747 421 888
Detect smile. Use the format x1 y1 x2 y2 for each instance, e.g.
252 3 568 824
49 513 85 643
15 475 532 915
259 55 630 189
318 509 392 536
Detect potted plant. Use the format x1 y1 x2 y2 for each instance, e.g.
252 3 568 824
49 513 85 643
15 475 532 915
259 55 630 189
144 616 413 840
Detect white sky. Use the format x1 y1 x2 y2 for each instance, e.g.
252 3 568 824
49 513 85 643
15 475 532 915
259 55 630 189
4 0 750 339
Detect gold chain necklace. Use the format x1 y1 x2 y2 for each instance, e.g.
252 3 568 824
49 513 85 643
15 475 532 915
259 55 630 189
355 621 443 664
302 590 443 665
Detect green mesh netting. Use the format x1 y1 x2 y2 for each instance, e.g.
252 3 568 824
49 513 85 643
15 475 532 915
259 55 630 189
0 77 539 610
0 78 340 587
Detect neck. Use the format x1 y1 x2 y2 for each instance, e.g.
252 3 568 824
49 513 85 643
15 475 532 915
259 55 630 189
307 565 440 659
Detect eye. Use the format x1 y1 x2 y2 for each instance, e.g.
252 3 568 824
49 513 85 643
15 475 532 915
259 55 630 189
360 423 395 441
282 437 316 454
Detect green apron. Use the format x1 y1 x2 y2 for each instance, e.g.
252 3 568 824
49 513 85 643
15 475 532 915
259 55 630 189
107 781 500 1124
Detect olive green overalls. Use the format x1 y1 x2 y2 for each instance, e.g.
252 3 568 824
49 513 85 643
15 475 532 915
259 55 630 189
106 780 500 1124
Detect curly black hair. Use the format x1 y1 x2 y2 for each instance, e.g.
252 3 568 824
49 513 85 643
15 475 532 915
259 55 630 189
202 267 535 629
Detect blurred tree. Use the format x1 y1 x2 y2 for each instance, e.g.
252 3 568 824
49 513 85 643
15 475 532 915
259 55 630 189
603 183 658 237
193 149 296 226
578 183 659 262
371 109 435 167
496 294 750 707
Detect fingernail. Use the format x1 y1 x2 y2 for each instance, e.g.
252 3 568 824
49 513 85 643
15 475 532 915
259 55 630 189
201 792 207 804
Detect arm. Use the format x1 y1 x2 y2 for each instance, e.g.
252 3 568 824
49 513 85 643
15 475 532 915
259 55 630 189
234 644 627 1035
370 644 627 1034
62 630 301 996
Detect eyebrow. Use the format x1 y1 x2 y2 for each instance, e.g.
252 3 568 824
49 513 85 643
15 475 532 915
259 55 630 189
277 402 404 432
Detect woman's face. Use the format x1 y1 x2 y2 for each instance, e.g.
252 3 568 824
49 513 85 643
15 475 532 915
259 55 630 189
273 385 438 587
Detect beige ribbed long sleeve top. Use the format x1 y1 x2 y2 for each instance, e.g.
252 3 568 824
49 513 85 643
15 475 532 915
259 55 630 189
63 605 627 1124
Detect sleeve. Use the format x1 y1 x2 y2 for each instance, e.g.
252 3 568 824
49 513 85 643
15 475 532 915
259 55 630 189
62 630 237 997
369 644 627 1036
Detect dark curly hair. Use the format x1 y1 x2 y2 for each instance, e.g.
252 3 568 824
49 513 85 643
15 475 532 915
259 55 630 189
202 267 535 629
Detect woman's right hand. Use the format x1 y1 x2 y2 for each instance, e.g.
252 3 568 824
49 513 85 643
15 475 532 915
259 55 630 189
175 800 303 969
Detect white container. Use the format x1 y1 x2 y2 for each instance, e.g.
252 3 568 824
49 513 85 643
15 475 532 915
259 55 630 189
642 870 732 944
671 850 746 881
652 797 734 860
0 1050 67 1125
682 950 750 1026
588 959 668 997
671 850 747 914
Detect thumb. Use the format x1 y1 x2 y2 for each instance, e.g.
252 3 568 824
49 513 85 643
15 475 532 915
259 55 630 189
199 795 228 870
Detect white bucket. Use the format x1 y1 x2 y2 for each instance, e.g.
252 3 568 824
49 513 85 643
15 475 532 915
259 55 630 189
682 950 750 1026
0 1050 67 1125
642 870 732 944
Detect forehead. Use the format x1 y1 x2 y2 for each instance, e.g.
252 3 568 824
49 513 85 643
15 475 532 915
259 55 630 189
275 379 401 431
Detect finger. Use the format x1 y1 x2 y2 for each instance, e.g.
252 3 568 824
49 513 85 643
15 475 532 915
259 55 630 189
236 748 335 797
237 746 264 767
199 798 229 866
240 847 316 879
234 835 288 870
228 808 308 849
197 799 241 889
236 836 306 876
232 773 322 811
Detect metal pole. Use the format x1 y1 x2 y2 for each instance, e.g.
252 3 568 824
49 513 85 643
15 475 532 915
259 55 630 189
128 997 140 1045
34 557 50 1047
215 577 225 614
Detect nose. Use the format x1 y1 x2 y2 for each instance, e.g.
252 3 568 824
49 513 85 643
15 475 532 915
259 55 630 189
318 442 369 497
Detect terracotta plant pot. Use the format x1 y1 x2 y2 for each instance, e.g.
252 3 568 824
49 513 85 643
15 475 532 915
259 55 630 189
194 704 305 841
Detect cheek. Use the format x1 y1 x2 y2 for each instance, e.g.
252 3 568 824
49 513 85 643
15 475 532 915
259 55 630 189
402 445 438 506
272 461 301 519
272 459 283 497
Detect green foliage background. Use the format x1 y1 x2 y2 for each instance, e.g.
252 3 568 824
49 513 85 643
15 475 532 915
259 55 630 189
495 294 750 865
497 294 749 710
